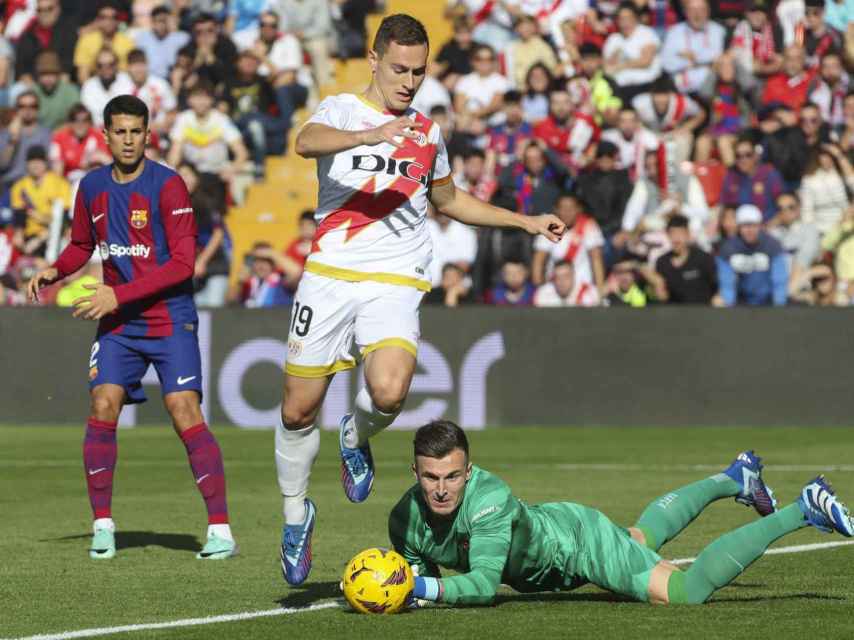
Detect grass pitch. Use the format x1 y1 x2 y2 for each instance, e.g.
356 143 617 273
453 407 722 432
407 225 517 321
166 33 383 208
2 425 853 640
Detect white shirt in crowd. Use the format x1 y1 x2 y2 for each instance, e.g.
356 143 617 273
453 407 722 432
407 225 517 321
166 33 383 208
660 20 726 94
533 280 599 307
601 127 660 177
603 24 661 87
130 75 177 129
455 71 510 125
81 73 136 127
533 214 604 294
426 217 478 286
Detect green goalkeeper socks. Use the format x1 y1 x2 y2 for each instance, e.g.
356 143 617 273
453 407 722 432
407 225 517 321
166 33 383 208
667 503 806 604
635 475 741 551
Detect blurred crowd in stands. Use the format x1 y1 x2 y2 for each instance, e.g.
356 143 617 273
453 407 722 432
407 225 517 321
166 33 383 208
3 0 854 309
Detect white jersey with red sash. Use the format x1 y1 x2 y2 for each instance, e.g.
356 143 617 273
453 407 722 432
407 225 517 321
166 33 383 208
533 212 604 295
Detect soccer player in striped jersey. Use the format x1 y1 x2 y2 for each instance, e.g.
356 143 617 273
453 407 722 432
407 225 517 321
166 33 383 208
277 13 566 585
27 95 236 561
391 421 853 606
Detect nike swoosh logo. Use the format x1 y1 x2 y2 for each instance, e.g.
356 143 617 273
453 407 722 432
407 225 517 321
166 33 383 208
92 214 105 223
88 467 107 475
196 473 210 484
177 376 196 385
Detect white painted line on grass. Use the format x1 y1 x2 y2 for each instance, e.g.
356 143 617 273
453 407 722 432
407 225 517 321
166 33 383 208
671 539 854 565
4 601 343 640
7 540 854 640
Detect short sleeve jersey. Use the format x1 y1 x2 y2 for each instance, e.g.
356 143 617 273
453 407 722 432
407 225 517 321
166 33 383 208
534 213 604 288
304 93 452 291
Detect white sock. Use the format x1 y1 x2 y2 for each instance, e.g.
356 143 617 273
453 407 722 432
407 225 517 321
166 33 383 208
275 422 319 525
207 523 233 541
345 387 399 448
93 517 115 532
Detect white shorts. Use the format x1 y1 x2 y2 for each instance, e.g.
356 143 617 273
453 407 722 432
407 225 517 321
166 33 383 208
285 271 424 378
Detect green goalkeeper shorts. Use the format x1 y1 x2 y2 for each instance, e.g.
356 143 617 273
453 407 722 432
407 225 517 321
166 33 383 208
541 502 662 602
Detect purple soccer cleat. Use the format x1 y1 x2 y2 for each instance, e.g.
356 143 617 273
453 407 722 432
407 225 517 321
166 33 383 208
723 450 777 516
280 498 316 585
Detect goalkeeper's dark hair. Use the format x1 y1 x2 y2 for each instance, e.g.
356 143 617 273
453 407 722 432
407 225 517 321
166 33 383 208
103 94 149 128
373 14 429 57
414 420 469 460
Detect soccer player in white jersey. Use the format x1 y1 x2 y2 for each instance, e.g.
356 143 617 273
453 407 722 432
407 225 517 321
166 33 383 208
276 14 566 585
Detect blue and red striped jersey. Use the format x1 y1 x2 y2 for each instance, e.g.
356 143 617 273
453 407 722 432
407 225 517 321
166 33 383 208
53 160 198 337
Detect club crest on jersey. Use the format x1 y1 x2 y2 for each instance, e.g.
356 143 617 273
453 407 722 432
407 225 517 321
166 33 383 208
130 209 148 229
351 154 428 185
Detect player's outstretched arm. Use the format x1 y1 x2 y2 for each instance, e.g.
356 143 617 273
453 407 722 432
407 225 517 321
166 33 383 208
429 179 566 243
294 118 423 158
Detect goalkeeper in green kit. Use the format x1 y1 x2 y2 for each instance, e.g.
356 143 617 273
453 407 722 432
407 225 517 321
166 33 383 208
389 421 854 606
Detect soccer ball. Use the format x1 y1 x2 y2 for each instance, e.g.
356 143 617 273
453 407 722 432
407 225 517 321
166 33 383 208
341 548 414 614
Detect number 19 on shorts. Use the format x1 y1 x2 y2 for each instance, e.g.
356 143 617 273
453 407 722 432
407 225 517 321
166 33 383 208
289 301 314 338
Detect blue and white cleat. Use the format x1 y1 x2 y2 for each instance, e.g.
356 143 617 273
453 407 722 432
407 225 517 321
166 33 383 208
339 414 375 503
723 450 777 516
798 476 854 537
281 498 316 585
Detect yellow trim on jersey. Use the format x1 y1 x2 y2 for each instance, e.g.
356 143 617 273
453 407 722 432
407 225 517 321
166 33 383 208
431 174 452 188
356 94 386 114
361 338 418 359
285 359 356 379
304 261 432 292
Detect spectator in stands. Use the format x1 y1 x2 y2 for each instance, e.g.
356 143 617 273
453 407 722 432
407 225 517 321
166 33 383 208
0 91 53 193
447 0 517 51
454 44 509 131
434 16 475 91
716 204 789 306
331 0 383 61
800 263 849 306
10 145 71 257
225 0 275 47
178 0 230 30
756 103 809 189
713 205 739 254
485 260 536 306
632 76 705 166
601 106 660 179
276 0 334 86
14 0 78 83
484 91 533 177
696 51 749 166
768 191 821 299
521 62 553 123
605 255 656 307
809 52 849 131
168 81 250 201
533 260 599 307
222 50 285 179
126 49 178 137
821 204 854 301
796 0 843 70
533 85 598 175
660 0 725 96
655 214 718 304
531 192 605 301
762 45 816 113
497 139 568 216
49 103 111 184
603 2 662 102
730 0 784 86
800 142 854 236
423 263 474 307
0 22 12 108
135 5 191 80
0 214 20 295
454 148 497 203
32 51 80 131
74 2 136 83
281 209 316 279
575 140 634 264
506 14 558 90
177 163 231 308
80 48 135 128
182 12 238 88
249 11 311 129
623 149 710 245
721 136 785 221
572 42 622 127
427 210 478 287
431 106 473 169
229 240 292 307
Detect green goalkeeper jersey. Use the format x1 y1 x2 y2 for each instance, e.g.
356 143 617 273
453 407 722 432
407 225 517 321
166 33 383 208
388 465 588 605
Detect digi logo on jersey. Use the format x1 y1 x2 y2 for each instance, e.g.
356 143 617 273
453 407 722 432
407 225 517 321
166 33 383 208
99 241 151 260
352 155 428 185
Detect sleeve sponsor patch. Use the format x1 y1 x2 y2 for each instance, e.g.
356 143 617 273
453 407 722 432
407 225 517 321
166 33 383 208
172 207 193 216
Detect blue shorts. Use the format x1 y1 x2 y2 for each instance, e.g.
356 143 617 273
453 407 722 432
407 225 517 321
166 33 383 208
88 326 203 404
